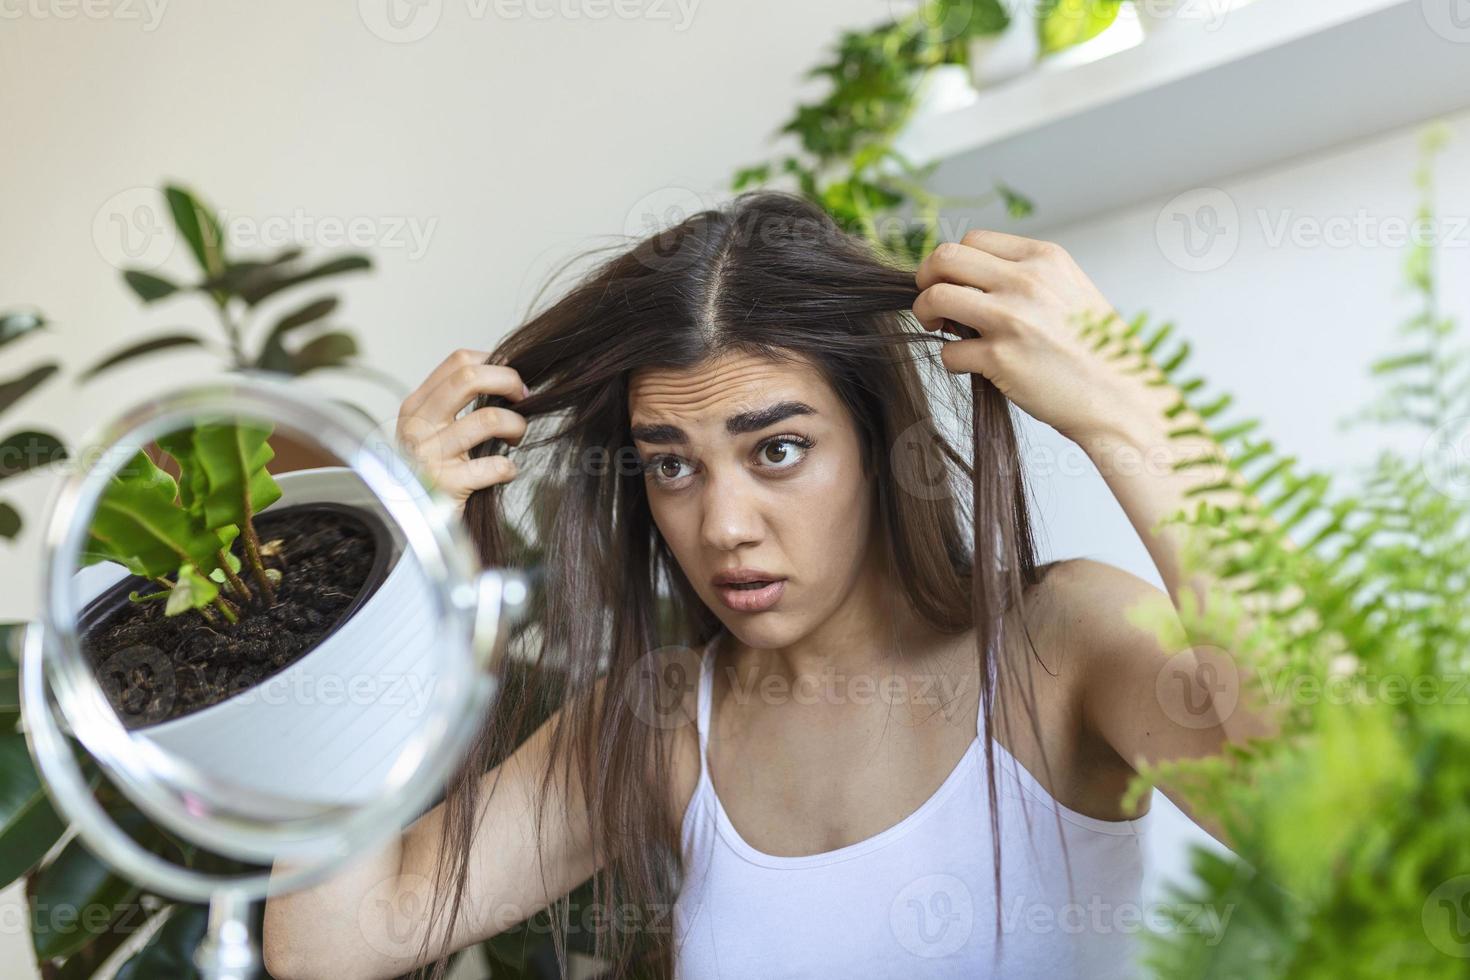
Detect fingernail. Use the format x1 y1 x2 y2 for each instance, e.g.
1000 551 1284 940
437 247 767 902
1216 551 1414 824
521 383 531 399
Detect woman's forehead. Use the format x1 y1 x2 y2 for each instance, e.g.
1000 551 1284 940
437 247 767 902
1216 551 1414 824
628 351 831 426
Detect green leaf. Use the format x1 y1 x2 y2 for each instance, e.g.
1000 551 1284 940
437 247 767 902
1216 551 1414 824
192 421 283 529
78 334 205 382
256 296 339 372
31 825 141 960
0 732 67 890
84 449 220 578
289 331 359 374
0 430 67 482
0 310 47 351
234 255 371 307
121 270 181 304
114 904 208 980
164 185 227 279
0 363 60 414
165 563 219 616
1037 0 1122 55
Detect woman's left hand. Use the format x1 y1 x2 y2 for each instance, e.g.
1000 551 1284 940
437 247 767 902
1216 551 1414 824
913 230 1171 448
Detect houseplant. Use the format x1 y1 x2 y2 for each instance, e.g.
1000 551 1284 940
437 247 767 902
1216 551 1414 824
731 0 1126 265
1115 125 1470 977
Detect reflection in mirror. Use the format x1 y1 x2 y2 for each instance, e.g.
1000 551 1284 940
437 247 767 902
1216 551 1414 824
65 412 448 821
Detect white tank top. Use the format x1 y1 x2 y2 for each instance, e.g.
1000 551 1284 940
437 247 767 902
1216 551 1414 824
672 631 1152 979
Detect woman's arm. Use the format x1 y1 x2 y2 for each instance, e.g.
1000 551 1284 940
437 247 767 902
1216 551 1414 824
912 231 1284 846
262 683 603 980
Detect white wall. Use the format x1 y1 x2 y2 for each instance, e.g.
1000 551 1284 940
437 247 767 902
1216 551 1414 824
4 2 1468 975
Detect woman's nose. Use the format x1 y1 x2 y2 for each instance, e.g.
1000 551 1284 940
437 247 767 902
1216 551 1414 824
698 471 763 552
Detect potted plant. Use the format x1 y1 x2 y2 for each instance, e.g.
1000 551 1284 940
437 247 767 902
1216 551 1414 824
71 418 441 806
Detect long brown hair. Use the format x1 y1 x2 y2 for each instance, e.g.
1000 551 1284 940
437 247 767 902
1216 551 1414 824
419 190 1057 978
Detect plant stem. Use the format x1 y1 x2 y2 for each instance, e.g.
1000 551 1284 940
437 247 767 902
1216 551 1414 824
212 596 238 624
240 516 277 605
215 548 255 604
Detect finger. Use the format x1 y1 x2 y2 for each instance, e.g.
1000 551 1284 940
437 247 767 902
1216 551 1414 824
915 240 1022 293
413 362 527 429
435 453 518 497
913 282 1010 337
958 228 1051 262
938 336 1000 378
438 405 528 457
399 348 499 421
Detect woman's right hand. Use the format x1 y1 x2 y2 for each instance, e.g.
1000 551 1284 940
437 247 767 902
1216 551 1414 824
394 349 530 518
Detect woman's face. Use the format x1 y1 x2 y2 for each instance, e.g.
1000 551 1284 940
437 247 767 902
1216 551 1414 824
628 350 880 649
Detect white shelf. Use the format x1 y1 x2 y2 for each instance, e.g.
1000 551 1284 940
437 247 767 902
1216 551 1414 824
894 0 1470 233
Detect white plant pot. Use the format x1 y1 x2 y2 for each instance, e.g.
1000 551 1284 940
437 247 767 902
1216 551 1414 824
1134 0 1186 35
968 4 1040 90
73 466 444 808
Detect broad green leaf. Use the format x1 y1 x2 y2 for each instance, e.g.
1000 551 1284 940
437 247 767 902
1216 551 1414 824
192 421 282 529
114 904 208 980
85 450 220 578
163 185 227 279
257 296 339 372
0 364 60 415
31 823 141 960
0 429 67 482
235 255 371 307
165 563 218 616
121 270 180 304
0 310 46 350
0 732 67 890
79 334 205 382
155 428 207 516
290 331 359 374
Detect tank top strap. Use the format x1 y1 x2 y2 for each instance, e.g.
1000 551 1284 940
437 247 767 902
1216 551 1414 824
694 634 717 774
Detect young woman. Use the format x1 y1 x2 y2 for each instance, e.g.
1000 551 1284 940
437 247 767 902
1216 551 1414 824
263 191 1267 979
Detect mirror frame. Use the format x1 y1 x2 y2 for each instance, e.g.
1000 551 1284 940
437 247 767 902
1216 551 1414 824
23 372 527 900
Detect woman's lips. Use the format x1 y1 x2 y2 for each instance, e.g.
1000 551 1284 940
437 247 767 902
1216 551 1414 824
714 579 786 613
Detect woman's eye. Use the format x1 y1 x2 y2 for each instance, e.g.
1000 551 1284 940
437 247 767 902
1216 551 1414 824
756 436 812 471
647 455 693 484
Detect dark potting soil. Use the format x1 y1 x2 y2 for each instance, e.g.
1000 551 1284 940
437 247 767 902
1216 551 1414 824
80 506 383 730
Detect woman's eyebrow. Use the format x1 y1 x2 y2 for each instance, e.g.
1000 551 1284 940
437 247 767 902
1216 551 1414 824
726 400 816 435
629 400 817 444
